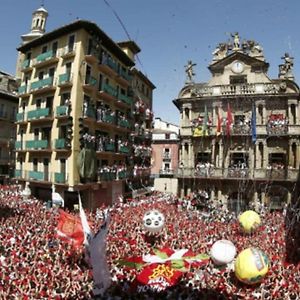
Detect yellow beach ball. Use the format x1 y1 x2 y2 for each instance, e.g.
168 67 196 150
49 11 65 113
235 248 269 284
238 210 261 233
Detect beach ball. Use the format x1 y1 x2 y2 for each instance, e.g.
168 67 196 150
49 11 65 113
143 210 165 233
238 210 261 233
235 248 269 284
210 240 237 265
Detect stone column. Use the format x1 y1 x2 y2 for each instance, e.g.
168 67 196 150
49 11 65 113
262 140 268 168
297 142 300 169
219 141 223 168
188 142 194 169
261 191 266 204
288 103 292 124
262 104 266 124
287 192 291 205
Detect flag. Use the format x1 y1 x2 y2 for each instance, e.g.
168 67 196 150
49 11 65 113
52 192 64 207
193 127 203 137
226 103 233 137
78 192 93 247
202 105 208 136
216 107 222 136
56 209 84 248
90 211 111 296
251 104 257 143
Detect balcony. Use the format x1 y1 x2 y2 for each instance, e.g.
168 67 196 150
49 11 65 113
16 112 25 122
162 153 171 160
101 83 118 98
60 44 76 58
119 145 129 154
102 114 116 124
191 82 281 97
21 59 31 70
266 124 288 135
98 171 116 181
15 141 23 150
28 170 48 181
117 170 127 179
55 138 67 149
54 172 67 184
27 108 50 120
30 77 54 94
118 94 132 106
14 169 22 178
105 143 115 152
232 124 251 135
227 167 249 179
83 75 97 89
18 85 28 95
56 105 68 117
118 119 130 129
99 54 119 76
33 50 58 67
58 72 72 86
159 169 174 176
25 139 48 150
119 69 131 82
266 168 287 180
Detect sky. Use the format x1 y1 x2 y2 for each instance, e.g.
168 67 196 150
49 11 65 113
1 0 300 125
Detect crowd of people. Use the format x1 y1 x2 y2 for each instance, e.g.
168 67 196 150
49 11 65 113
0 185 299 299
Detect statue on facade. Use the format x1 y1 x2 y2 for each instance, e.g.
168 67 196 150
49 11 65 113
279 52 294 79
231 32 240 50
185 60 196 83
212 43 228 61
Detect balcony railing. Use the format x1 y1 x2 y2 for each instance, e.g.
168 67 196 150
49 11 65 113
118 94 132 105
98 171 117 181
105 143 115 152
119 145 129 154
27 108 50 120
56 105 68 116
16 112 25 122
266 124 288 135
30 77 54 91
28 170 47 181
60 44 76 56
232 124 251 135
227 167 249 178
102 114 116 124
84 75 97 86
118 119 130 128
102 55 118 73
191 82 281 97
18 85 28 94
35 50 55 63
266 168 287 179
54 172 67 183
119 69 131 81
102 83 118 98
55 138 66 149
21 59 31 69
159 169 174 175
25 139 48 150
15 141 23 150
58 72 72 85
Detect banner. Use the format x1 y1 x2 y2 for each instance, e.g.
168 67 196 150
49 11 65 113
90 212 111 296
226 103 233 137
56 210 84 248
251 104 257 143
216 107 222 136
78 192 92 246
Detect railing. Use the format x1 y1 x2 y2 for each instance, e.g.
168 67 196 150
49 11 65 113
56 105 68 116
105 143 115 152
16 112 25 122
117 170 127 179
266 124 288 135
30 77 54 91
27 108 50 120
102 114 116 124
55 138 66 149
14 169 22 178
60 44 76 56
118 119 130 128
54 172 67 183
190 82 281 97
102 55 118 73
21 59 31 69
18 85 28 94
119 145 129 154
232 124 251 135
15 141 23 150
34 50 55 64
58 72 72 85
102 83 118 97
84 75 97 86
28 170 47 181
118 94 132 105
25 139 48 150
98 171 117 181
159 169 174 175
176 167 295 181
119 69 131 81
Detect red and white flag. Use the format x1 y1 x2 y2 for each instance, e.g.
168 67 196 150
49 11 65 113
56 209 84 248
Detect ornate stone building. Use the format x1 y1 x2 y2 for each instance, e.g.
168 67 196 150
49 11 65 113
174 33 300 212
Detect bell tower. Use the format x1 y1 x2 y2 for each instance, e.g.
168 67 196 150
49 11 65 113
21 5 48 44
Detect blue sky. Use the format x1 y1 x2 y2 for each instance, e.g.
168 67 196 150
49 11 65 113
1 0 300 124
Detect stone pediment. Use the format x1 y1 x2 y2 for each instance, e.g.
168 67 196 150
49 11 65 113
208 51 269 74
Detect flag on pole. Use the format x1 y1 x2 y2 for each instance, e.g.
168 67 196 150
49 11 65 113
78 192 93 247
90 211 111 296
56 210 84 248
216 107 222 136
226 103 233 137
202 105 208 136
251 104 257 143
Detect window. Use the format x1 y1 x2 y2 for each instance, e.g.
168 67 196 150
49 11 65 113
85 65 91 84
33 158 38 171
36 99 41 109
52 41 58 55
38 71 44 80
42 45 47 53
230 153 248 168
68 35 75 51
49 67 55 78
165 133 170 139
197 152 210 163
230 75 247 85
61 92 70 105
66 62 72 74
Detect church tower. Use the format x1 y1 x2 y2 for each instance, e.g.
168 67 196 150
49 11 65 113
21 6 48 44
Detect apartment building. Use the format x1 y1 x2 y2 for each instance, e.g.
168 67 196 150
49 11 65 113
15 7 155 209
